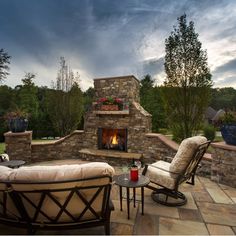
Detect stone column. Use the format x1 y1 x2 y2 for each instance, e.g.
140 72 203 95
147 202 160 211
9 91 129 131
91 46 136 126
211 142 236 188
4 131 32 162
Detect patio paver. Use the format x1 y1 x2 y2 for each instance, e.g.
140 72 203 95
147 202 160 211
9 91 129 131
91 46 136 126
206 223 235 235
0 159 236 235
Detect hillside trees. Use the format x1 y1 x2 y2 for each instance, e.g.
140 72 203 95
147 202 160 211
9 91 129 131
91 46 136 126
0 49 11 83
210 87 236 110
162 14 212 141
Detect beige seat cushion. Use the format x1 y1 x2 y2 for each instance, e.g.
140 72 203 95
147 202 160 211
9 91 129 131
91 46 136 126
1 162 115 222
169 136 207 173
145 160 178 189
9 162 115 183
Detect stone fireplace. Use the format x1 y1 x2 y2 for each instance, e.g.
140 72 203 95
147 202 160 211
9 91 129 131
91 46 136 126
83 75 152 154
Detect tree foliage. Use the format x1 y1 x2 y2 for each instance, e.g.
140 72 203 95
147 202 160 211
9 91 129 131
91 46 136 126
140 75 167 131
0 49 11 83
45 83 84 137
210 87 236 111
162 14 212 141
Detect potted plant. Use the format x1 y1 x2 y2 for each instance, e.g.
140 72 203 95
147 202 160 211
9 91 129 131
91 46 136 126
4 109 29 133
220 111 236 145
96 97 123 111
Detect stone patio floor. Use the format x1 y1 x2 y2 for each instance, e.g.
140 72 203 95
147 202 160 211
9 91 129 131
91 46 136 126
0 159 236 235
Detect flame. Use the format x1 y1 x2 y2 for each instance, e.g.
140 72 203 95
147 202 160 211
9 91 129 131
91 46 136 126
112 133 118 145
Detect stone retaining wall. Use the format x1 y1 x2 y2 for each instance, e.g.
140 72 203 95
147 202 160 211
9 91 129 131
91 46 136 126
4 130 212 179
211 142 236 188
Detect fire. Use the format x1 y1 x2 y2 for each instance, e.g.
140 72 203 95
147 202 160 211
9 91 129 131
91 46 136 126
111 133 118 145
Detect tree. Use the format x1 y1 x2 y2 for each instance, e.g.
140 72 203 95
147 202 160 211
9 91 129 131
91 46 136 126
162 14 212 141
210 87 236 110
15 72 39 136
0 85 15 141
140 75 167 131
54 57 77 92
45 83 84 137
0 49 11 83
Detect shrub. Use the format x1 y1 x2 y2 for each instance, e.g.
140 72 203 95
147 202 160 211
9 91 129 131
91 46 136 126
203 125 216 141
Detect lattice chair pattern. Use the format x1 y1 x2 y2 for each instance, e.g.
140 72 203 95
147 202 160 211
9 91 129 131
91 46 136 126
142 136 210 206
0 162 115 234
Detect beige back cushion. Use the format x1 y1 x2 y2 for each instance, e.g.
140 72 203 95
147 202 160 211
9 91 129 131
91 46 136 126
1 162 115 222
169 136 207 173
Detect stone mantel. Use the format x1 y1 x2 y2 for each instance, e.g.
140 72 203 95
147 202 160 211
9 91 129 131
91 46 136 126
94 110 129 115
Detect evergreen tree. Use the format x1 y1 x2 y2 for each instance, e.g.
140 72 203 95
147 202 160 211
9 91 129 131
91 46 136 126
140 75 166 131
162 14 212 141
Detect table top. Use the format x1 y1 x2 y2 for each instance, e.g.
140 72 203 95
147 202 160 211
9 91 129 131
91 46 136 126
0 160 26 168
113 173 150 188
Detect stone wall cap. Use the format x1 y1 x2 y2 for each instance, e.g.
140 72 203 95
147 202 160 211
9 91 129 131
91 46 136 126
133 102 152 117
32 141 55 146
94 75 140 83
54 130 84 144
145 133 179 151
211 141 236 151
4 131 32 137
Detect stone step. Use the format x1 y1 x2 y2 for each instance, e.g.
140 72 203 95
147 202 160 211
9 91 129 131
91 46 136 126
79 148 142 166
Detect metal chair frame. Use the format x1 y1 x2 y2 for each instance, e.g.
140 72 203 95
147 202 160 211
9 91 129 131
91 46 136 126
142 141 211 206
0 175 113 234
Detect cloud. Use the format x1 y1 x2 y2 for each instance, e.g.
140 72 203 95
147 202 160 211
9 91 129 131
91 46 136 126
213 58 236 74
0 0 236 90
212 58 236 87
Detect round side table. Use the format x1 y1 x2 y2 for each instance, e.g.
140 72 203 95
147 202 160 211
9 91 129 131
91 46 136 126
113 173 150 219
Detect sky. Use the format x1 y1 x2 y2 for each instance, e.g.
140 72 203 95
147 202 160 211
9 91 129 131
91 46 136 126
0 0 236 91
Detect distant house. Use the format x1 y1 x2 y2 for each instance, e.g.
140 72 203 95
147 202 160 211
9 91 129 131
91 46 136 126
205 107 217 124
204 107 225 125
212 109 225 125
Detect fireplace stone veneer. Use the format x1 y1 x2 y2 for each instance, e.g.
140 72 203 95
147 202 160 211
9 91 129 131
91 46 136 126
83 75 152 153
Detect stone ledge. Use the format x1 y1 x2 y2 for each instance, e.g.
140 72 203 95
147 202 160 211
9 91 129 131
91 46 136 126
211 141 236 151
94 110 129 115
4 131 32 137
79 148 142 160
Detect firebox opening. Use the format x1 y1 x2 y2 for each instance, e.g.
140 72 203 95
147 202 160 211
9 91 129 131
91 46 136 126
98 128 127 152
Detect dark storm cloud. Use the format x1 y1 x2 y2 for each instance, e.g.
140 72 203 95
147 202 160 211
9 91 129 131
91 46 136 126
214 59 236 75
0 0 236 89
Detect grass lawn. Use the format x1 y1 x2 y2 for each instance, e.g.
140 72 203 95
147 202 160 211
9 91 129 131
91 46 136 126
0 143 5 153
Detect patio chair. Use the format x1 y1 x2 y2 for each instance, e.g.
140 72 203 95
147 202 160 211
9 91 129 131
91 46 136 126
142 136 210 206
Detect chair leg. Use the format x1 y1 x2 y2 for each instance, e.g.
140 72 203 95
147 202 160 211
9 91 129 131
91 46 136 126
104 221 110 235
151 188 187 207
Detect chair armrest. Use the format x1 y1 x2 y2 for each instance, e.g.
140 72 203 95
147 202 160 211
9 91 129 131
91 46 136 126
143 163 180 176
